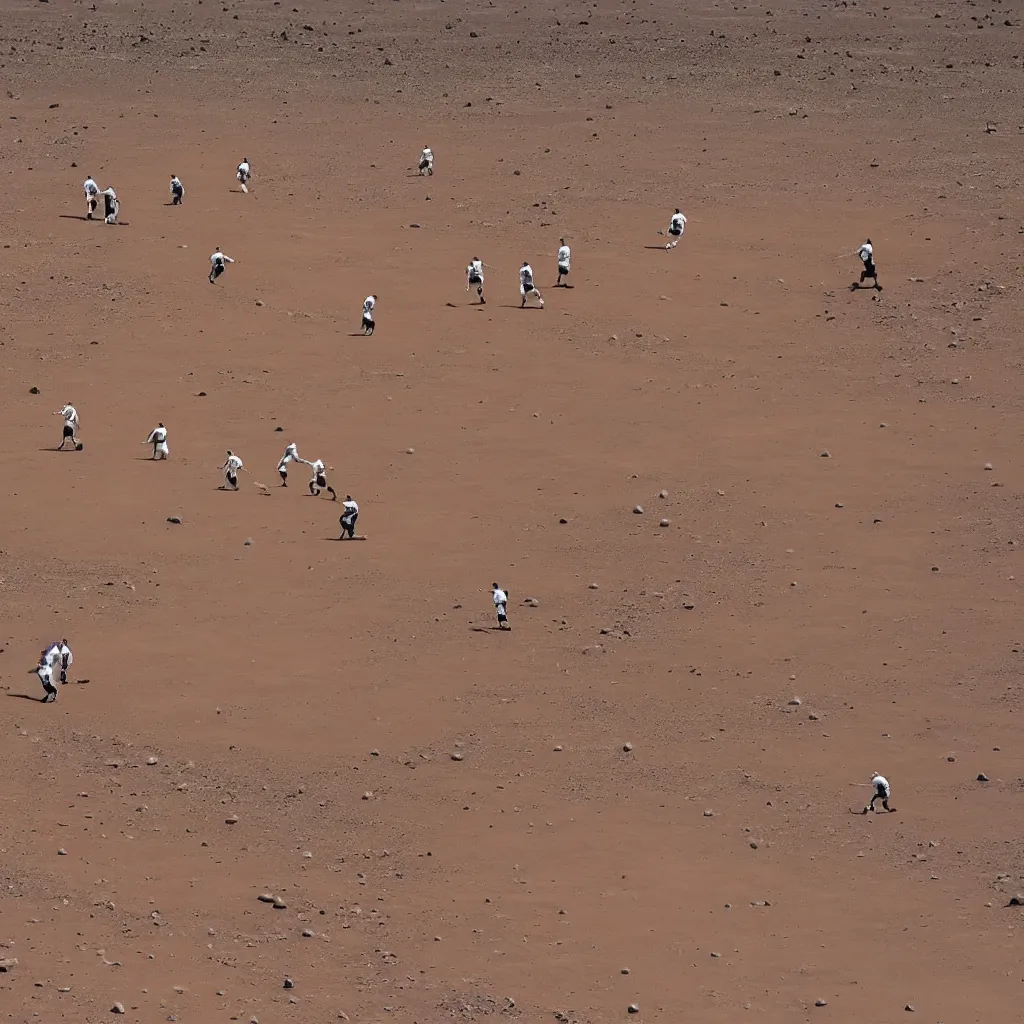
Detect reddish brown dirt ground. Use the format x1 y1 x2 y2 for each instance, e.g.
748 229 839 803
2 1 1023 1021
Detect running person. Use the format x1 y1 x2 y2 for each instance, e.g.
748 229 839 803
418 146 434 175
865 772 893 813
858 239 881 290
44 639 73 684
101 186 119 224
144 423 169 460
83 175 99 219
467 257 486 304
306 458 337 499
277 442 301 486
339 495 359 538
519 263 544 308
362 294 376 335
665 208 686 249
209 248 235 284
221 450 244 490
236 158 251 193
55 403 82 451
30 651 58 702
169 175 184 205
556 238 571 287
492 583 510 629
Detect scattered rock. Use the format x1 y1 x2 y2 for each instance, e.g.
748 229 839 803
788 697 802 706
111 1003 125 1015
588 582 599 589
302 928 314 938
904 1006 916 1013
146 756 158 765
166 516 182 525
815 999 827 1007
1006 894 1024 906
362 790 374 800
406 447 415 454
525 598 539 607
283 977 295 989
658 489 668 498
659 518 670 527
57 847 67 856
272 896 287 909
749 841 759 849
984 462 994 470
632 505 644 514
244 538 253 546
225 815 239 825
622 742 633 752
275 425 284 432
820 450 831 458
703 809 714 817
450 751 464 761
710 951 721 958
257 894 275 903
255 299 264 306
977 773 990 782
29 386 39 394
409 223 421 228
0 958 17 972
627 1006 640 1015
620 968 630 975
553 744 563 752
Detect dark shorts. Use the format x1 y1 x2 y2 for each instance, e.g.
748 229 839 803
227 472 237 487
419 160 429 169
862 260 877 277
469 275 482 285
875 784 887 798
669 226 682 237
362 315 374 328
212 263 224 278
104 195 115 216
63 424 74 438
558 265 569 275
341 512 358 535
497 605 507 621
316 474 327 489
523 285 536 294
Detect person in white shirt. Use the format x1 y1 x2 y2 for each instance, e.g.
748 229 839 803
209 248 235 284
169 175 184 205
556 238 571 287
55 403 82 451
221 450 245 490
83 176 99 219
277 443 301 486
306 457 337 499
864 772 893 813
492 583 510 629
30 650 58 702
339 495 359 539
418 146 434 176
467 257 491 304
857 238 880 290
237 158 251 193
44 639 73 684
144 423 169 460
519 263 544 308
665 208 686 249
100 186 119 224
362 294 377 335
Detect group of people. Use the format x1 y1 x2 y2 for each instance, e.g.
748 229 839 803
82 176 119 224
30 639 73 702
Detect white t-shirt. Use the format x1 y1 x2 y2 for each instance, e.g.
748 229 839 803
57 642 73 668
278 444 299 471
101 187 117 200
36 661 53 682
492 587 508 607
519 265 534 287
342 499 359 516
210 251 234 267
670 212 686 233
237 161 250 177
309 459 325 476
61 405 79 428
859 243 873 263
557 245 570 267
225 455 243 473
83 178 98 196
421 148 433 163
363 296 376 318
170 177 183 192
42 643 61 668
147 426 168 444
872 775 890 797
468 259 483 279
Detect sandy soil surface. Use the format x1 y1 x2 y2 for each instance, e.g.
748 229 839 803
1 1 1023 1021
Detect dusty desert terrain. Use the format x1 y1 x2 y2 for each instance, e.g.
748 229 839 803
1 1 1023 1021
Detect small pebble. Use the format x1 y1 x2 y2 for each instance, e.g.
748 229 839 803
658 489 668 498
659 518 670 527
146 756 158 765
815 999 827 1007
450 751 464 761
820 450 831 458
225 815 239 825
788 697 802 706
620 968 630 975
272 896 287 909
111 1003 125 1015
244 538 253 546
406 447 415 454
622 742 633 752
553 745 563 752
904 1006 916 1013
301 929 314 938
588 582 599 589
703 809 714 817
257 893 275 903
977 773 989 782
627 1006 640 1015
57 848 67 856
633 505 644 514
283 977 294 989
984 462 993 470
